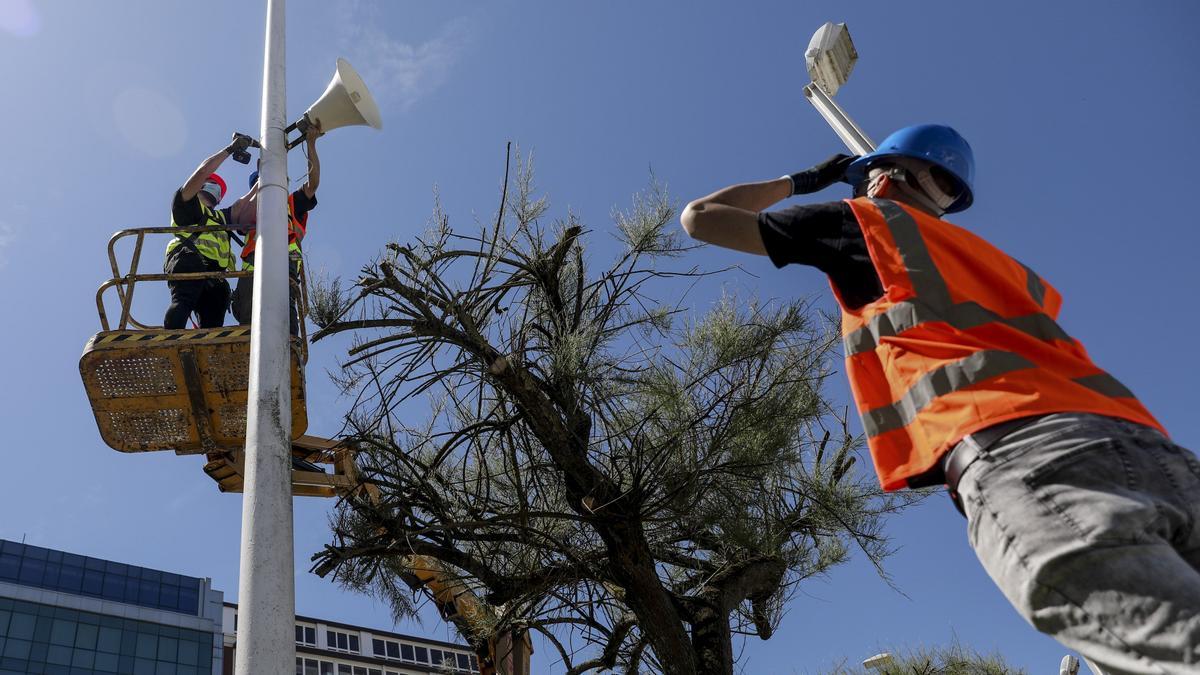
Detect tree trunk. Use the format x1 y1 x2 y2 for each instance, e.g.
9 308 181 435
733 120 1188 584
690 601 733 675
600 522 697 675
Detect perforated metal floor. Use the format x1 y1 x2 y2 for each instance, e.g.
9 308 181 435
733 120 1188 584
80 328 307 454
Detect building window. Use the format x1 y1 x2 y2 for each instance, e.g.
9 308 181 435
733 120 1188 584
432 649 467 669
321 662 335 675
400 643 414 661
372 638 407 661
325 629 360 653
413 646 428 663
296 625 316 645
337 665 352 675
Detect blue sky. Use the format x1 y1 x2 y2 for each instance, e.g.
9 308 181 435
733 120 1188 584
1 1 1197 672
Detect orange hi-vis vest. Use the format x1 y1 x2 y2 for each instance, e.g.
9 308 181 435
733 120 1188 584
838 197 1164 491
240 192 308 269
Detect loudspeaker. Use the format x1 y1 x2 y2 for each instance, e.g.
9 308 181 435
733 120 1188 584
287 57 381 149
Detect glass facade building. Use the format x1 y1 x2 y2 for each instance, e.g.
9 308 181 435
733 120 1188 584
0 599 214 674
0 539 485 675
0 540 223 675
0 540 201 615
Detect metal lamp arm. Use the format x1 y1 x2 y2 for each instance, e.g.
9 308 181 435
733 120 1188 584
803 83 876 155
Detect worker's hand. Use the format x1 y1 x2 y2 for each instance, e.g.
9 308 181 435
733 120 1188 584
786 154 857 195
304 122 322 144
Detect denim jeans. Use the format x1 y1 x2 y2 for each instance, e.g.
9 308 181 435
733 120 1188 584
955 413 1200 674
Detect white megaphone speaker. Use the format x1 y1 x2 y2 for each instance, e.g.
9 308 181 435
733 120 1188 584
286 57 382 149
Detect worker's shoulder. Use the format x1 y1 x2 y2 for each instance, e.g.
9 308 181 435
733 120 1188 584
291 188 317 209
762 199 850 223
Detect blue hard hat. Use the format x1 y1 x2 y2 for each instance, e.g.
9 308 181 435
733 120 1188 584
845 124 975 212
248 170 259 189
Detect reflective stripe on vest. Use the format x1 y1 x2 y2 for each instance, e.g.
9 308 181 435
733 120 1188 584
839 197 1164 490
240 192 307 269
166 201 232 269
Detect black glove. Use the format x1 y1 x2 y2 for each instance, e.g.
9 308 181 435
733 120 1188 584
786 153 857 195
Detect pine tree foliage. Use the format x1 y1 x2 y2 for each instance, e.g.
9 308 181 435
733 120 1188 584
307 146 917 674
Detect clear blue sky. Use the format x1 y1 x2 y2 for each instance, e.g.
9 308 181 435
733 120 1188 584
2 1 1197 672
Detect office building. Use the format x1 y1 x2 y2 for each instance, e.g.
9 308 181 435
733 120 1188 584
0 538 480 675
0 538 224 675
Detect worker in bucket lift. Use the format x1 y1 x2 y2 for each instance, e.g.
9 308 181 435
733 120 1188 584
681 124 1199 673
231 122 321 335
163 134 258 329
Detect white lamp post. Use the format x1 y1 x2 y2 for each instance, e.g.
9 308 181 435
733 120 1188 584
234 0 295 673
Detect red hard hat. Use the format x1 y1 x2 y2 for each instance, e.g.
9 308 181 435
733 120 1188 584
207 173 227 199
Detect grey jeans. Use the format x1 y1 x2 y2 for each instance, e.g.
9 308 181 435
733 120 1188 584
955 413 1200 674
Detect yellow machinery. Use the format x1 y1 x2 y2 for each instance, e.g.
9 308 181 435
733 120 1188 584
79 224 531 674
78 223 356 493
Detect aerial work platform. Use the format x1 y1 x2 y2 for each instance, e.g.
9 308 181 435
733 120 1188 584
79 224 338 497
79 224 527 673
80 326 307 454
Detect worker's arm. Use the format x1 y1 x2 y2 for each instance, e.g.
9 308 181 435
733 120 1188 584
180 148 232 203
228 185 258 228
680 154 856 255
180 134 256 201
680 179 791 255
302 123 321 199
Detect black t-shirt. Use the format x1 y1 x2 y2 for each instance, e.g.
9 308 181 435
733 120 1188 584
290 189 317 223
172 189 232 226
757 201 884 309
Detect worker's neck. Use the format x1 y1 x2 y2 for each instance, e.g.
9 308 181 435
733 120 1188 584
870 185 942 218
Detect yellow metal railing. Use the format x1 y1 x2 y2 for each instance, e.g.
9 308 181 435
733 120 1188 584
96 225 308 359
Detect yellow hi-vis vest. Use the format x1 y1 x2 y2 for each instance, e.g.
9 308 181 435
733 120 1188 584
166 200 233 270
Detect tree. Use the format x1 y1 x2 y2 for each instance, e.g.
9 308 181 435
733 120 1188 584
308 146 917 674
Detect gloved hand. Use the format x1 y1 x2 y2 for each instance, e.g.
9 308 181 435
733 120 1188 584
786 154 857 195
226 132 256 156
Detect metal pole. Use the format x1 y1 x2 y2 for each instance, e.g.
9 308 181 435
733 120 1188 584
802 82 876 155
235 0 294 673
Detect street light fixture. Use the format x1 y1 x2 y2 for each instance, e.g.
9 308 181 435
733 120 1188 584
802 22 876 155
863 652 894 672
